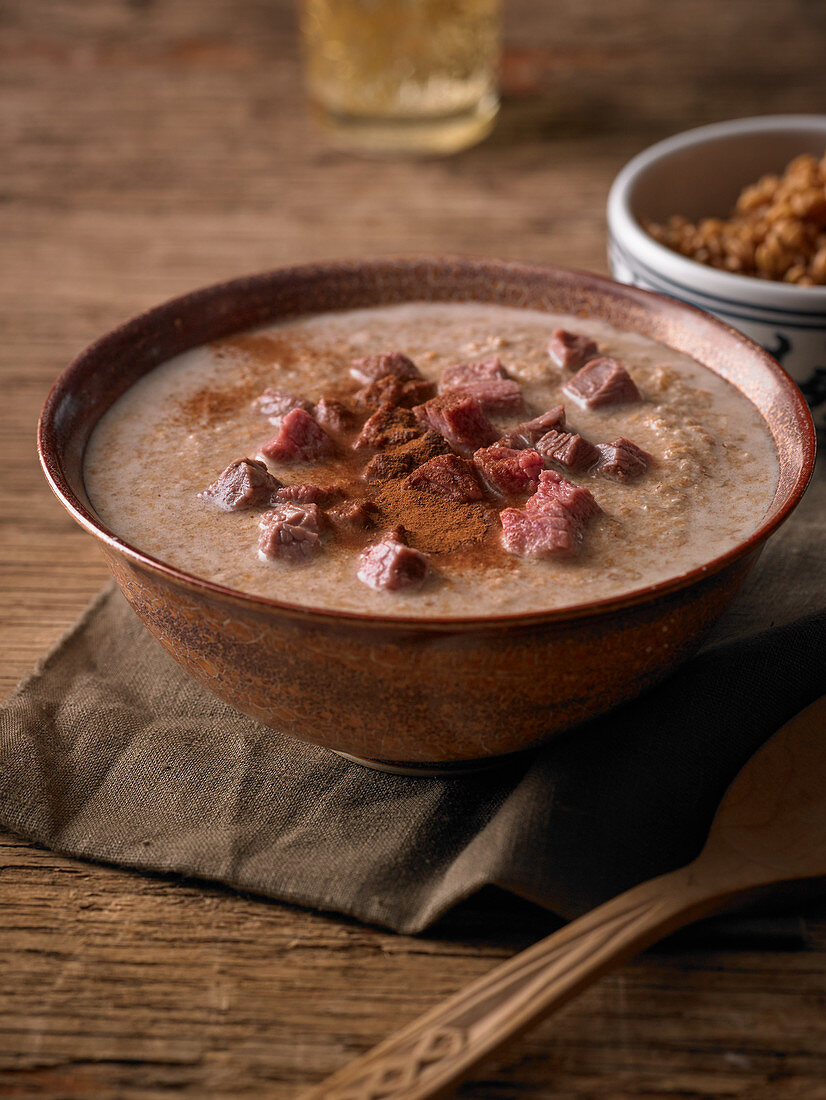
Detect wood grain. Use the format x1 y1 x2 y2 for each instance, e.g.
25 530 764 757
304 699 826 1099
2 1 826 1097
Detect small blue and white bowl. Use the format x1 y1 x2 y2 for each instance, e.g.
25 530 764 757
608 115 826 429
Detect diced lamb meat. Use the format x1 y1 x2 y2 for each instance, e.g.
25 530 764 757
353 374 436 410
438 357 508 393
362 431 451 482
437 357 524 414
527 470 602 525
327 500 379 532
349 352 423 386
535 429 600 472
254 388 313 425
312 398 353 434
597 437 652 481
198 458 282 511
506 406 567 447
353 402 423 449
273 483 345 506
496 432 525 449
261 408 335 463
500 502 583 556
402 454 484 503
563 357 641 409
455 379 526 416
276 501 324 533
547 329 599 372
413 393 497 456
258 508 321 562
357 536 429 592
501 471 601 557
473 445 544 496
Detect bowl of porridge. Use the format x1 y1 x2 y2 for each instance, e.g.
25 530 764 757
607 115 826 428
38 259 815 768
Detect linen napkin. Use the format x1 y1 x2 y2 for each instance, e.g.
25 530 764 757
1 467 823 934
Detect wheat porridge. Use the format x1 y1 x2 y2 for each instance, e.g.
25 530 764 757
83 301 778 617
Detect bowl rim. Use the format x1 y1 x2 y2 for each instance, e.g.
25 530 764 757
607 114 826 312
38 256 816 631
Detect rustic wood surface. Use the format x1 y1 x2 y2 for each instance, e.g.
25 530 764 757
304 700 826 1100
1 2 825 1096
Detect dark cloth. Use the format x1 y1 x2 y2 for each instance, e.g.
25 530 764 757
1 470 824 934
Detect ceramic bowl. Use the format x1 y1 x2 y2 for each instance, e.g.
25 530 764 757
38 259 815 768
607 115 826 429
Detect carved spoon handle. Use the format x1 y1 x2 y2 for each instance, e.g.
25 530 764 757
300 865 726 1100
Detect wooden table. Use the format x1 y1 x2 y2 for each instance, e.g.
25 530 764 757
2 3 825 1095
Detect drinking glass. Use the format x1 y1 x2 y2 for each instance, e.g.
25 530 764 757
299 0 502 155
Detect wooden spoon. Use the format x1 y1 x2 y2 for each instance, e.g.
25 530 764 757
301 695 826 1100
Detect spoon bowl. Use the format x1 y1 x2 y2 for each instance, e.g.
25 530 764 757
698 695 826 885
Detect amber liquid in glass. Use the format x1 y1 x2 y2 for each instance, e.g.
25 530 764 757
300 0 501 154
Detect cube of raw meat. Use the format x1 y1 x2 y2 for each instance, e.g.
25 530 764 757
254 388 312 425
261 408 335 463
357 536 430 592
501 502 583 556
413 393 497 456
312 398 353 434
506 406 567 447
349 352 422 385
258 508 321 562
438 357 508 393
402 454 483 502
527 470 602 525
353 375 436 410
535 429 600 472
353 402 423 449
327 500 379 532
198 458 282 511
273 483 345 506
563 357 641 409
473 445 544 496
597 438 652 481
362 432 451 482
547 329 599 372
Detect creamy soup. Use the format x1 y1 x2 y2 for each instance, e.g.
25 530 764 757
84 302 778 617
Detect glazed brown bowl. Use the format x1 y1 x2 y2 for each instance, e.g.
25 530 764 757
38 259 815 767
